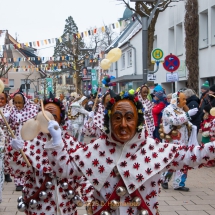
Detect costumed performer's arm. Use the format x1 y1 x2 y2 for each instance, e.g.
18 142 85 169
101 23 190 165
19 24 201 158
162 141 215 172
45 120 94 201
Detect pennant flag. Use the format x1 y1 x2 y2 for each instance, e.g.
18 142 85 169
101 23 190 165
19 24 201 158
116 22 119 28
88 30 91 36
94 28 97 34
77 33 81 39
84 31 88 37
59 37 62 43
44 40 48 45
41 40 44 46
119 20 122 26
37 41 40 47
25 42 29 47
52 38 55 43
112 23 115 29
101 26 105 32
29 42 32 47
48 39 51 44
81 32 84 38
33 41 36 46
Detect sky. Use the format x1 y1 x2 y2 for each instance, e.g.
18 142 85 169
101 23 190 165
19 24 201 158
0 0 134 57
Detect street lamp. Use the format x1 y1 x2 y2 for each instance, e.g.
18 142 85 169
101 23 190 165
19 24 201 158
130 0 161 84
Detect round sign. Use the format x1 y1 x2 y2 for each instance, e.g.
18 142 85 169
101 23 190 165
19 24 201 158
163 54 180 72
152 48 164 60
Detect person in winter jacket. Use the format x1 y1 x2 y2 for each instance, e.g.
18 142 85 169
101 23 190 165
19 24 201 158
184 89 202 133
152 91 166 140
199 81 210 117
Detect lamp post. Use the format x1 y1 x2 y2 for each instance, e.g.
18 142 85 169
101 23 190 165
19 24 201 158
130 0 161 84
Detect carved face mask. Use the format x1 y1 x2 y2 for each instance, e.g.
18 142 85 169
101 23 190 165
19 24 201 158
177 93 187 108
14 94 24 110
104 94 111 107
140 86 149 100
111 100 138 143
44 103 61 124
0 93 7 107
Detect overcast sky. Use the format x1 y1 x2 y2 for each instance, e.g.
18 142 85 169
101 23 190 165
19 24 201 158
0 0 135 57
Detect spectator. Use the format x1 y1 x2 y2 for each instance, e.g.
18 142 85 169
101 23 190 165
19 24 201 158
152 91 166 141
199 81 210 112
166 93 172 105
184 89 202 133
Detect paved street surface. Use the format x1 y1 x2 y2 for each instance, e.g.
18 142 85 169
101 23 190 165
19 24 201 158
1 136 215 215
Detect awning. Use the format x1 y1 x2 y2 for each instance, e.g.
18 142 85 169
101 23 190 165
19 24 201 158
111 75 143 83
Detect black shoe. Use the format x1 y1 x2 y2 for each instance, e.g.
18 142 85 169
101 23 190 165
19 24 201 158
5 174 12 182
16 185 23 191
161 183 168 189
174 187 189 192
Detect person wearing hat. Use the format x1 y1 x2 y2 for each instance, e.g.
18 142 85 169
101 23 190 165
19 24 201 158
199 81 210 113
152 91 166 140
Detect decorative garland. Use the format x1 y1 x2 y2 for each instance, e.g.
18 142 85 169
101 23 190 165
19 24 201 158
103 92 144 134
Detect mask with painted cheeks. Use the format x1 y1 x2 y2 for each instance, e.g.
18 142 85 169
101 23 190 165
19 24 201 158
13 94 25 110
111 100 138 143
44 103 61 124
0 93 7 107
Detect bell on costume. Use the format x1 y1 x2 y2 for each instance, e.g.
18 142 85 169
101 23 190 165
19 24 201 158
100 211 111 215
17 202 27 212
66 190 75 199
45 181 53 189
61 182 68 190
39 191 48 200
132 197 141 207
29 199 38 209
137 209 149 215
17 196 23 203
109 199 120 210
116 186 127 197
72 195 84 207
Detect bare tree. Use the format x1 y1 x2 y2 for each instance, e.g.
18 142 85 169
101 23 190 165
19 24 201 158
184 0 199 94
118 0 180 70
0 62 13 78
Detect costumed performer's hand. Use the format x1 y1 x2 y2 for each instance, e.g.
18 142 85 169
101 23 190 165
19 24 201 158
10 137 24 150
4 112 10 121
48 120 62 146
188 108 198 117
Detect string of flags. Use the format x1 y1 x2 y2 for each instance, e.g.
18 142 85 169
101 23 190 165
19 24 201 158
0 18 136 51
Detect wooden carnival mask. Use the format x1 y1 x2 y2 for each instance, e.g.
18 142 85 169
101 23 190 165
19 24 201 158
111 99 138 143
0 93 7 107
104 94 111 107
44 103 61 124
140 86 149 100
177 93 187 108
14 94 24 110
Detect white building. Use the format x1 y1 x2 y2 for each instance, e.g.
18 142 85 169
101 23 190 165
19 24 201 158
107 0 215 93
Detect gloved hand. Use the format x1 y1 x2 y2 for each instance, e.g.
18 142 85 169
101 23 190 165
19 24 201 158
48 120 62 146
10 137 24 150
88 111 94 118
188 108 198 117
4 112 10 121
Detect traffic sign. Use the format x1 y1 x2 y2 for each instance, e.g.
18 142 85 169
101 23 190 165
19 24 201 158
163 54 180 72
152 48 164 60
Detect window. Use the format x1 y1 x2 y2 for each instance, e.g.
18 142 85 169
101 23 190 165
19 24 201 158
9 79 14 88
211 6 215 45
66 75 72 85
176 23 183 55
58 77 62 85
199 10 208 49
127 50 132 67
168 27 175 54
121 54 125 69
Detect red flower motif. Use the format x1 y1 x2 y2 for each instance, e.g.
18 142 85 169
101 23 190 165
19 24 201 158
109 147 115 154
109 98 115 104
86 168 93 176
191 154 197 162
133 162 140 170
152 152 158 158
98 165 105 173
136 174 144 182
145 156 151 163
134 96 139 102
123 170 130 178
92 159 99 167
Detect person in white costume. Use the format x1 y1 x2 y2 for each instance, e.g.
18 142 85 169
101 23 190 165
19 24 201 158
68 95 89 142
161 91 198 191
45 92 215 215
0 126 5 203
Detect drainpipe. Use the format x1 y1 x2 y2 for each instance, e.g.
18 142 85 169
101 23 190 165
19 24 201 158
127 41 137 75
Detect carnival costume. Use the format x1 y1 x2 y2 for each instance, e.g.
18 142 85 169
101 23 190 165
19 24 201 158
161 92 198 190
137 92 154 137
7 93 38 189
68 96 89 142
0 127 5 203
45 93 215 215
9 98 93 215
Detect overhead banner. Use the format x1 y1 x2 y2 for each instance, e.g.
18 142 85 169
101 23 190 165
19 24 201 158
91 69 98 94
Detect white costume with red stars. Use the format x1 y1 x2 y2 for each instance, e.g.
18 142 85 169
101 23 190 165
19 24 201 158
83 103 105 138
45 129 215 215
9 124 93 215
137 93 155 137
0 127 5 203
7 96 38 186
